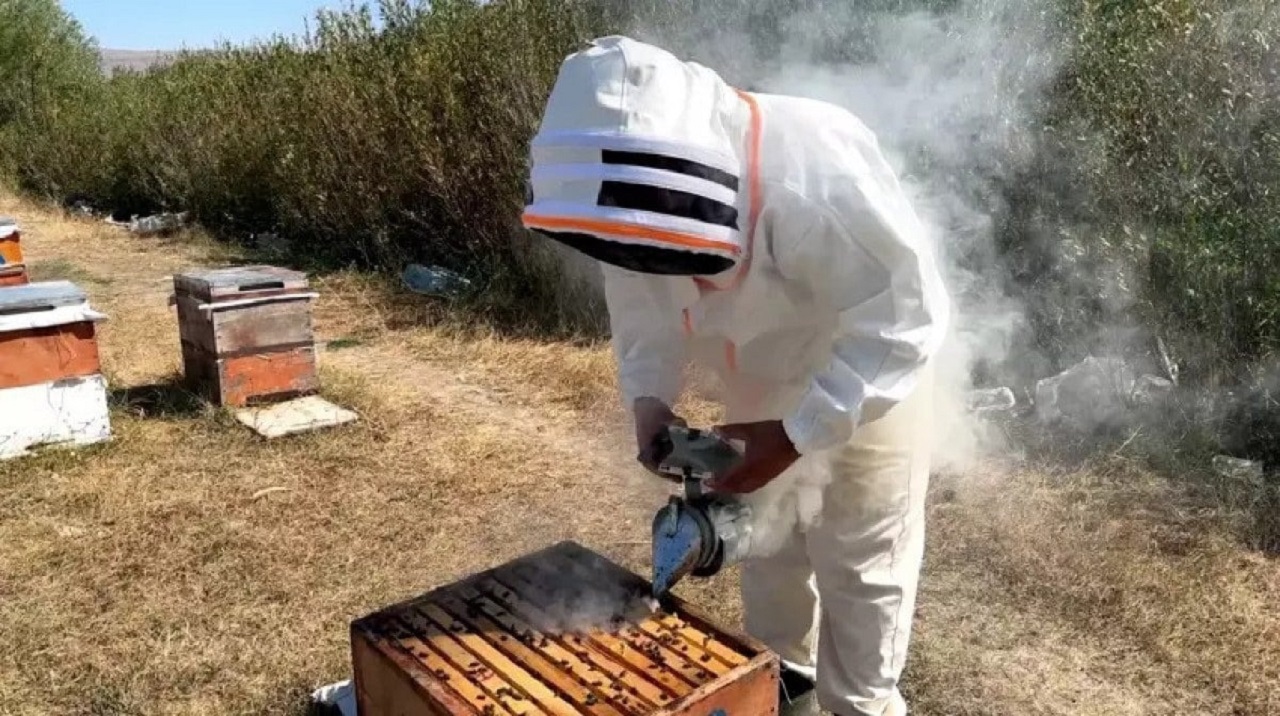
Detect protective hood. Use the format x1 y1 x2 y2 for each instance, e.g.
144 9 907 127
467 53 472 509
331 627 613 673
522 36 752 277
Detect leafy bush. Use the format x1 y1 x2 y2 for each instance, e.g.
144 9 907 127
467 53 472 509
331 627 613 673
0 0 1277 378
2 0 620 333
0 0 104 184
1055 0 1280 386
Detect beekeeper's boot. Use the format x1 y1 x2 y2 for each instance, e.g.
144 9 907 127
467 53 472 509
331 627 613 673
787 684 908 716
885 689 908 716
779 666 819 716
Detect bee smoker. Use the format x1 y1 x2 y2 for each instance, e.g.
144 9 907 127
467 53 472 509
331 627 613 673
647 425 755 598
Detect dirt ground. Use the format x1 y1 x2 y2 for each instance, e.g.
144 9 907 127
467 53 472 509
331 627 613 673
1 193 1278 716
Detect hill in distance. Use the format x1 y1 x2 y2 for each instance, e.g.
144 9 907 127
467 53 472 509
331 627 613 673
98 49 175 76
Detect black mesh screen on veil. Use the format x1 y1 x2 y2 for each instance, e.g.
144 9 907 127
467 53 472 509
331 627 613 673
534 230 735 276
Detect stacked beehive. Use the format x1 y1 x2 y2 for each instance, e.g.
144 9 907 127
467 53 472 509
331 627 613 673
0 217 27 287
173 265 319 407
0 281 111 459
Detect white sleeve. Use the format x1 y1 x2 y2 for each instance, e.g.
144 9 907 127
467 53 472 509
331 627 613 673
776 145 950 455
601 264 690 409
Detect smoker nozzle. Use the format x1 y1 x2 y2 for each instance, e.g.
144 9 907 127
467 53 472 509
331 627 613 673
650 500 703 598
650 495 753 598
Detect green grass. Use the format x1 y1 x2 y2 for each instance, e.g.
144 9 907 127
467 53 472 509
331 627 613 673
324 338 366 351
26 258 112 286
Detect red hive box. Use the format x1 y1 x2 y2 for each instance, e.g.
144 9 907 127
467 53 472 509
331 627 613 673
173 266 318 407
0 217 27 287
351 541 780 716
0 281 101 391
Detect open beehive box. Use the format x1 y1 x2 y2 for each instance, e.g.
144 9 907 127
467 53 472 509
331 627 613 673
351 541 779 716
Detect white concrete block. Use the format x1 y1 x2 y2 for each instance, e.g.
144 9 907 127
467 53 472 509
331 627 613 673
234 395 357 439
0 374 112 460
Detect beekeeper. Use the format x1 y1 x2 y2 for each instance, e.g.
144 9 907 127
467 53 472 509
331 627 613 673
522 37 950 716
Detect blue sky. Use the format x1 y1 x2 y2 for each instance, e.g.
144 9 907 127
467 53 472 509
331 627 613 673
62 1 363 51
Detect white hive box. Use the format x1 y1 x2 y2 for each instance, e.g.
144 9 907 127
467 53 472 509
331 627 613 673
0 281 111 459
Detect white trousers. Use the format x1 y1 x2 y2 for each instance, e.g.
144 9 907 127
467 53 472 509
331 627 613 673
738 367 934 716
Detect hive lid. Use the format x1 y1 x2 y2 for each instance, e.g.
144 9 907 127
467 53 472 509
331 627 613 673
174 265 309 302
0 281 103 334
0 281 86 312
0 217 17 240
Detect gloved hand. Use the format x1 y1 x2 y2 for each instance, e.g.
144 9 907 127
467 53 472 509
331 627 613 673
633 396 687 476
708 420 800 494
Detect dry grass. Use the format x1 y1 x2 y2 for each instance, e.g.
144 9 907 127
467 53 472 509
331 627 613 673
1 192 1278 716
909 463 1280 715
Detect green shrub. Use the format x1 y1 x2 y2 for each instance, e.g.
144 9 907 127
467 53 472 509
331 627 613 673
1060 0 1280 385
0 0 1277 377
0 0 104 185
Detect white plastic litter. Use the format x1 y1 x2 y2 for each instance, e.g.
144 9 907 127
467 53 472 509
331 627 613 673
966 387 1017 414
402 264 472 298
129 212 188 236
1035 357 1135 427
1212 455 1266 488
1133 374 1175 404
312 680 357 716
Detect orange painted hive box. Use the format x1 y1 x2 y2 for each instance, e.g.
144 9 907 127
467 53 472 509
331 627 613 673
0 217 26 287
0 281 102 391
173 265 318 407
351 541 780 716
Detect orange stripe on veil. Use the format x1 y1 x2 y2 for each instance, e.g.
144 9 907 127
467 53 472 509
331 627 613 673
715 90 764 374
521 213 741 256
728 89 763 290
692 90 763 294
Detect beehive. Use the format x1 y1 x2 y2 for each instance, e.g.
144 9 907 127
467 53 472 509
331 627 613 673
0 217 27 287
0 281 110 459
351 541 780 716
173 266 318 407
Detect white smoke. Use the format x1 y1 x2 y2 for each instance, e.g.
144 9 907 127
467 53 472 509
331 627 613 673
628 0 1067 555
758 0 1061 472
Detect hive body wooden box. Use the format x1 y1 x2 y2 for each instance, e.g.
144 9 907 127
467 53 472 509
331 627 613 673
351 541 779 716
0 281 110 459
174 266 318 407
0 217 27 287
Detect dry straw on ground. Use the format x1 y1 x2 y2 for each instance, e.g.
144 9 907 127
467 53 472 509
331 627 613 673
0 192 1277 716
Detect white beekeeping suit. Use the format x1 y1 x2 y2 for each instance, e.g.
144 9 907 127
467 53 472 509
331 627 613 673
523 36 950 716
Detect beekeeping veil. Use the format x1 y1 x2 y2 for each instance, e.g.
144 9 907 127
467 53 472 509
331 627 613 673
521 36 751 277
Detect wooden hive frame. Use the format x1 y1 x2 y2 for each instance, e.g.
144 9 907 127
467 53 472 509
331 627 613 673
173 265 318 407
351 541 780 716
